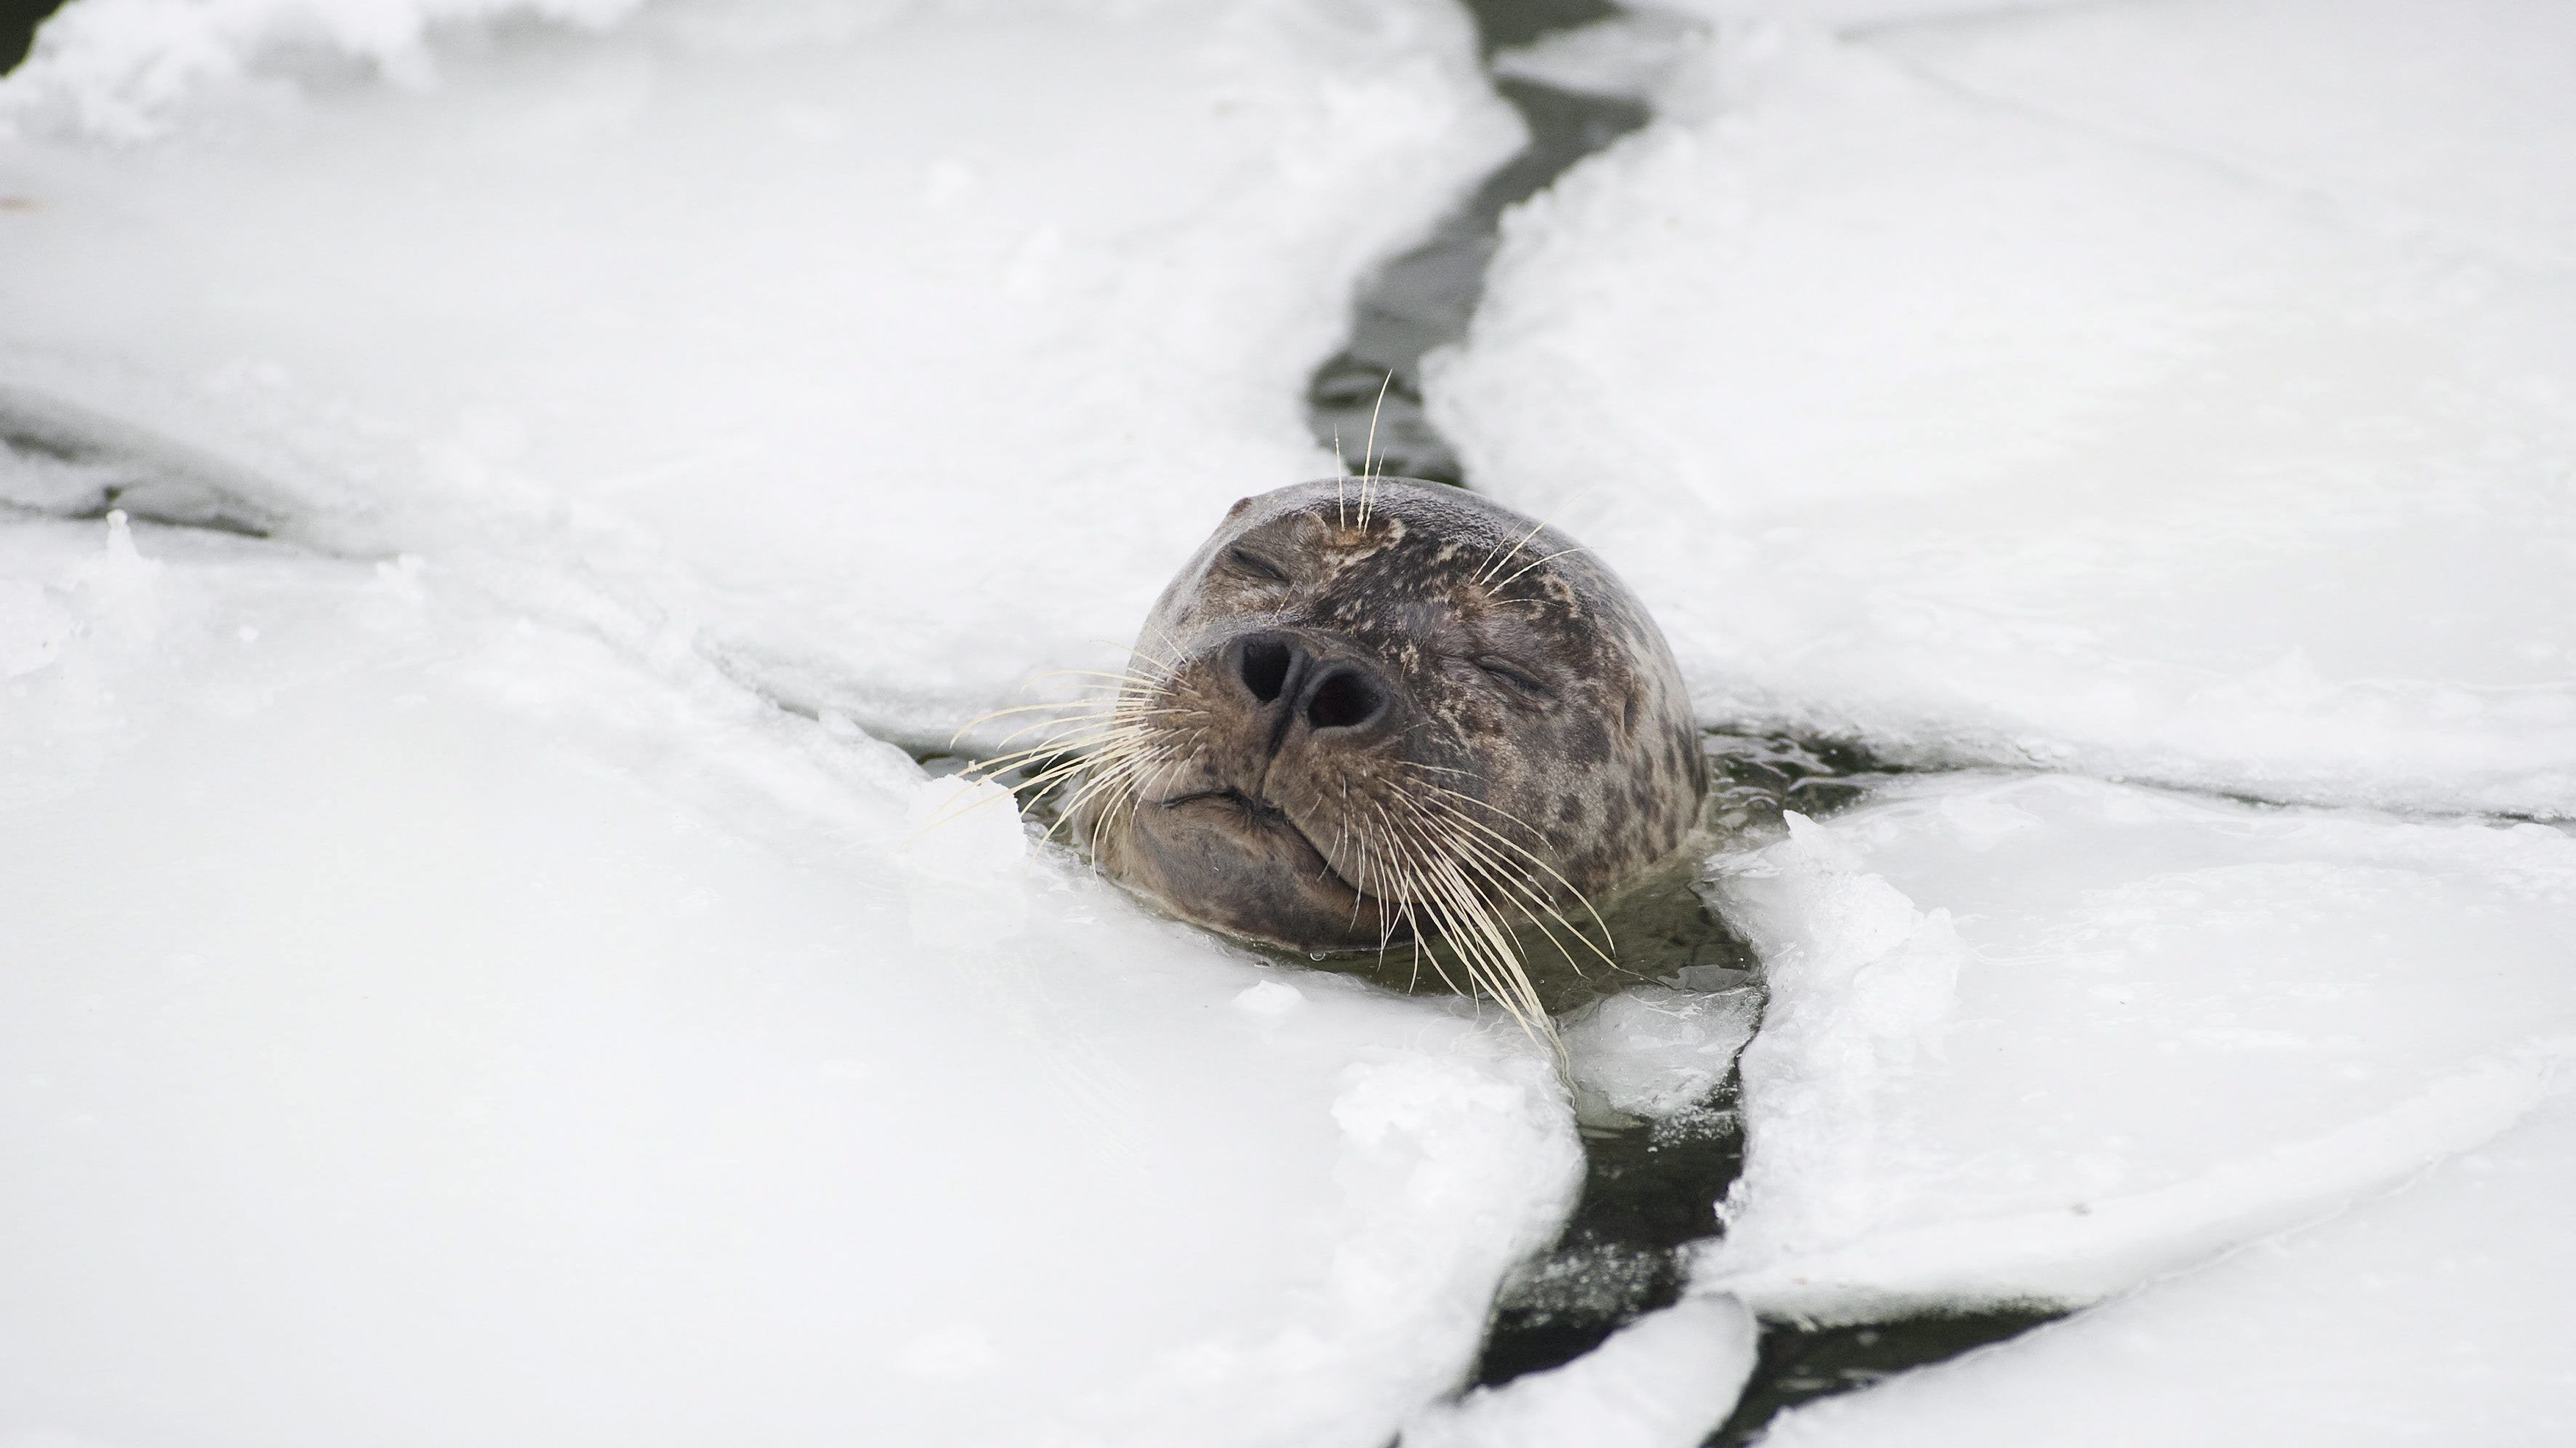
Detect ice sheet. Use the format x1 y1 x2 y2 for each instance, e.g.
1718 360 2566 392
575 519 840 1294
1428 20 2576 816
0 0 1520 747
1400 1294 1759 1448
4 0 641 138
1757 1093 2576 1446
1695 772 2576 1324
0 515 1583 1448
1879 0 2576 270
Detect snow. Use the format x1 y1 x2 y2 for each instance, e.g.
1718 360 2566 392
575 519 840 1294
4 0 641 139
0 514 1584 1447
1879 0 2576 271
1400 1294 1759 1448
0 0 1520 748
1757 1093 2576 1447
1693 772 2576 1324
1427 15 2576 817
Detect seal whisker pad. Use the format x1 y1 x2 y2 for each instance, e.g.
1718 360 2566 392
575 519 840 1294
1069 479 1706 1057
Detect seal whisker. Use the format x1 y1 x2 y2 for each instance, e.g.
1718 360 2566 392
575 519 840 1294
1375 797 1561 1062
960 728 1130 777
1474 520 1549 586
1034 667 1180 686
1405 795 1608 978
1412 841 1560 1062
975 708 1174 755
1489 544 1592 597
1052 743 1171 845
1367 802 1446 994
1359 369 1394 496
987 748 1132 814
1407 777 1618 952
1411 788 1607 938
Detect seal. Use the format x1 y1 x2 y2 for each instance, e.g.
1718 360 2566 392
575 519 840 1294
1049 476 1705 1033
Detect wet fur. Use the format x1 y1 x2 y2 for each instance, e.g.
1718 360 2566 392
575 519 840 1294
1015 478 1704 1047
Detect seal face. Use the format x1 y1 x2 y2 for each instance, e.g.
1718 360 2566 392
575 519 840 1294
1070 478 1704 1010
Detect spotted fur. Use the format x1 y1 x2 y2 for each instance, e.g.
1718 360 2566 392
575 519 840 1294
1072 478 1705 1016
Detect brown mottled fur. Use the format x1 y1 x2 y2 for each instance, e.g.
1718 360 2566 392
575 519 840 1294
1075 478 1704 978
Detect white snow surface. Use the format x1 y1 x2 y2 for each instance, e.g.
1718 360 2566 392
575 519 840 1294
1757 1093 2576 1446
1400 1294 1758 1448
3 0 641 138
0 515 1584 1448
1696 773 2576 1324
1879 0 2576 271
0 0 1520 747
1429 14 2576 816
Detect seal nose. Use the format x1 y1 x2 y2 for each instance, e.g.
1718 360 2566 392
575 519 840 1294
1229 631 1395 747
1234 633 1299 707
1300 663 1388 733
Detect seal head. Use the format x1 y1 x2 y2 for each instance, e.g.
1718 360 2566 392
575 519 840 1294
1074 478 1704 984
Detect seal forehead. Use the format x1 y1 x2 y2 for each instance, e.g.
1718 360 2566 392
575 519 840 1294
1266 507 1408 574
1220 484 1578 600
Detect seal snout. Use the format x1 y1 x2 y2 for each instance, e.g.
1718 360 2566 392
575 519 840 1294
1227 630 1396 754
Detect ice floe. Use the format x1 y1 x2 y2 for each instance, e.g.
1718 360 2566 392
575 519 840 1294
1561 981 1758 1127
1694 771 2576 1324
0 515 1582 1447
1879 0 2576 270
1429 16 2576 816
0 0 1517 746
1401 1293 1758 1448
1757 1093 2576 1447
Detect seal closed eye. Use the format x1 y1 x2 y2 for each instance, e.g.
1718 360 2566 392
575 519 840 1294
1066 478 1706 1039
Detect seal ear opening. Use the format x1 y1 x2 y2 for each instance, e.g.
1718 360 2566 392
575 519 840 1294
1226 496 1254 518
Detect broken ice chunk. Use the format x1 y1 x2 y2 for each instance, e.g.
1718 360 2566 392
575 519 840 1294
1697 772 2576 1323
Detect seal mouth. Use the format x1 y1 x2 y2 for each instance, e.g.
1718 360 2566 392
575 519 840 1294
1160 786 1280 819
1157 786 1384 925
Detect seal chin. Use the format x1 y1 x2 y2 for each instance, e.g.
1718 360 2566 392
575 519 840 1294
1115 787 1393 953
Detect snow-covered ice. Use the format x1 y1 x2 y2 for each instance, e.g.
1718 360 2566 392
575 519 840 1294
0 515 1582 1447
0 0 1519 746
1400 1293 1758 1448
1429 14 2576 816
1756 1093 2576 1447
1696 771 2576 1324
1879 0 2576 270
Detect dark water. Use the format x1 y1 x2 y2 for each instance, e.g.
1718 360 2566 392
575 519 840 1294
1 0 63 74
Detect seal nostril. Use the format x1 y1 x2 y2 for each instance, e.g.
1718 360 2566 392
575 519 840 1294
1304 668 1385 732
1238 637 1294 704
